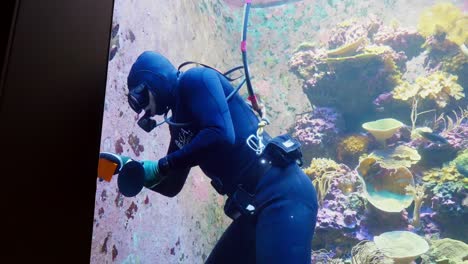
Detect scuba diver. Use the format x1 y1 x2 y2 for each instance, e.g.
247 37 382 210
98 51 318 263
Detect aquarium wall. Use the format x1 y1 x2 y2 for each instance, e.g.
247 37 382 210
92 0 467 263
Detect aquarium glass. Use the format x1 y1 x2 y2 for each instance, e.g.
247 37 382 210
91 0 467 263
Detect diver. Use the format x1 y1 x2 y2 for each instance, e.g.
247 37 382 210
99 51 318 264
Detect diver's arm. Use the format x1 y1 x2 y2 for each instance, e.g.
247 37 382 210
150 139 191 197
164 68 236 169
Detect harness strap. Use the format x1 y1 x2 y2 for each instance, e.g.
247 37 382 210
177 61 244 81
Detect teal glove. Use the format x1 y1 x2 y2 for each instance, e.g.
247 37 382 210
142 160 163 189
99 152 165 196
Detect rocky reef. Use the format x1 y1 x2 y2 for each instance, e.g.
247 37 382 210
292 107 344 163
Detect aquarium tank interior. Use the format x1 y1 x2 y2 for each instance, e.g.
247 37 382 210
91 0 467 263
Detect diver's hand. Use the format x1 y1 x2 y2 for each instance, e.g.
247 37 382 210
141 160 164 189
98 152 164 197
118 159 164 197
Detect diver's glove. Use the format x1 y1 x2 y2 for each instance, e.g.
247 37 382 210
141 160 164 189
98 152 166 197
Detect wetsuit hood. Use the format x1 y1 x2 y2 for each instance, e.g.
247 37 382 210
127 51 178 115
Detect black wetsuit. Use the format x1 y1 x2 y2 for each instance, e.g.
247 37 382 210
147 62 318 263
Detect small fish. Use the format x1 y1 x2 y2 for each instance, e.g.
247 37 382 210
418 131 449 145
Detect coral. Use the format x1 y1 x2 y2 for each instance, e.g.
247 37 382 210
416 72 464 108
405 184 427 227
294 41 316 52
374 231 429 264
309 160 368 256
423 176 468 241
442 122 468 151
327 17 381 49
374 24 425 59
327 37 367 57
337 134 370 167
292 107 344 163
311 249 345 264
303 158 355 206
406 109 467 165
393 71 465 109
362 118 404 146
304 158 342 179
313 187 368 257
420 238 468 264
350 240 394 264
372 92 393 108
357 156 415 212
392 81 419 101
422 36 468 89
360 206 411 241
289 43 402 130
392 71 465 133
417 3 467 46
453 150 468 177
422 163 467 186
441 51 468 73
289 15 424 131
289 46 328 86
430 181 467 216
369 145 421 170
435 106 468 135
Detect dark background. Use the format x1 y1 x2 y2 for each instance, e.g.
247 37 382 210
1 0 114 262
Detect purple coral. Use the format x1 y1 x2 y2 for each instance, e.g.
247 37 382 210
441 122 468 151
312 165 369 255
327 16 381 49
425 181 468 241
293 107 344 162
289 47 328 87
374 25 425 59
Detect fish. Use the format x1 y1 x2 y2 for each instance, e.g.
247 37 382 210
418 131 449 145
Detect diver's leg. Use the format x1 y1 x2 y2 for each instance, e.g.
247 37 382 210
205 215 255 264
254 164 318 264
255 199 317 264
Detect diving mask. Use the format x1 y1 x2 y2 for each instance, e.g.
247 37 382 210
128 83 158 132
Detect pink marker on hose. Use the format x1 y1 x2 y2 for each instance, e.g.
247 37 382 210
241 41 247 52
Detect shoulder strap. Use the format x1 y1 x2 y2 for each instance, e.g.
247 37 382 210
177 61 244 82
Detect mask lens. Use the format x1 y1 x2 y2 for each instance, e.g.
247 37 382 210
128 94 143 114
128 84 149 114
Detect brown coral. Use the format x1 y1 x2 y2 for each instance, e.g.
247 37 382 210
337 135 370 166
